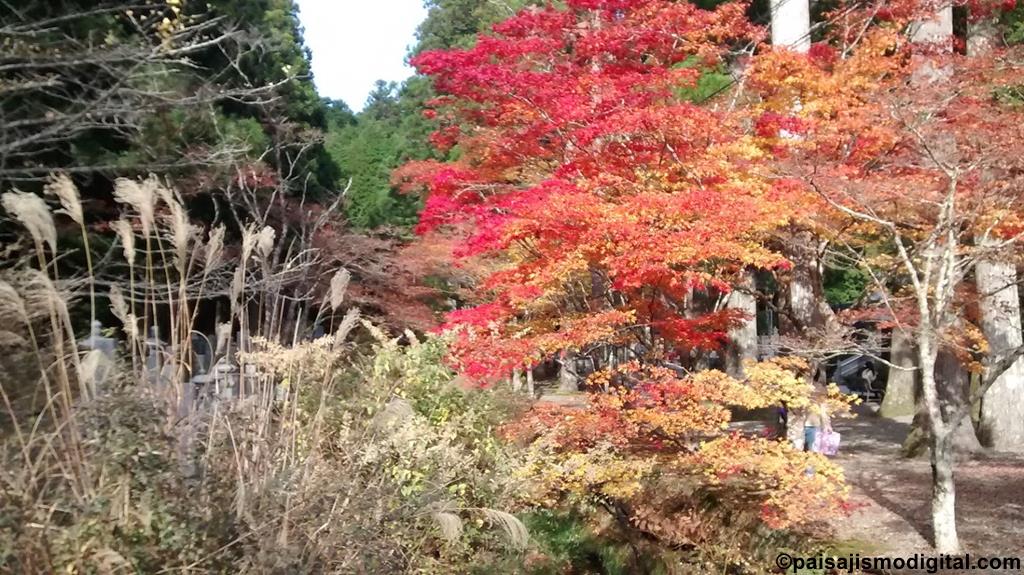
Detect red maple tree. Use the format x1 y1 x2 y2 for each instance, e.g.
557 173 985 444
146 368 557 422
395 0 803 380
397 0 859 558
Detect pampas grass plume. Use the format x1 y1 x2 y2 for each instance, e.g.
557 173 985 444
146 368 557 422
2 191 56 253
329 268 350 311
113 178 156 236
44 174 83 226
112 219 136 265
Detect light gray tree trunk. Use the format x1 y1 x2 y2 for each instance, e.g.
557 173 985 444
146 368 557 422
975 241 1024 451
770 0 811 52
769 0 820 451
907 8 962 554
905 346 983 457
558 350 579 393
785 232 841 334
769 0 838 341
726 270 758 378
918 326 962 554
880 327 918 418
930 425 960 554
967 16 1000 55
787 231 826 332
910 6 953 44
936 348 983 453
969 18 1024 452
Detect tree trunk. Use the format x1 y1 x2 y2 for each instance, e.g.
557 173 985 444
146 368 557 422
770 0 837 344
907 5 962 555
930 428 961 554
558 350 579 393
975 243 1024 451
967 16 1000 56
969 19 1024 452
936 349 983 453
917 334 963 554
781 231 838 337
770 0 810 52
526 368 535 398
880 327 917 418
788 232 821 330
910 7 953 45
726 270 758 378
906 346 982 456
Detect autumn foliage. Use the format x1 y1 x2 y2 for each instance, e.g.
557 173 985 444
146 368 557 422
503 359 852 539
392 0 869 551
394 0 1024 558
748 0 1024 359
394 0 805 379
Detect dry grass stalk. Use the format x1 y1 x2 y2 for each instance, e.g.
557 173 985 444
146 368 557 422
204 225 225 271
334 308 361 347
112 178 157 237
77 349 109 397
160 190 194 270
44 174 83 226
433 510 464 543
2 190 57 255
0 277 28 321
231 266 246 305
112 219 136 265
329 268 350 312
240 224 258 261
482 509 530 550
45 174 97 324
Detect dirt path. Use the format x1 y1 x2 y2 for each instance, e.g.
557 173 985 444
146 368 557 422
827 406 1024 572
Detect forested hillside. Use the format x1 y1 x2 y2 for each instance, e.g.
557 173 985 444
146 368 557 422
2 0 1024 573
324 0 540 228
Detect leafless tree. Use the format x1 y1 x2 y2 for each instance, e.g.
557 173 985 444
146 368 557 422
0 1 292 184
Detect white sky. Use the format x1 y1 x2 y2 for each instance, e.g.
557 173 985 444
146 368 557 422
296 0 429 110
